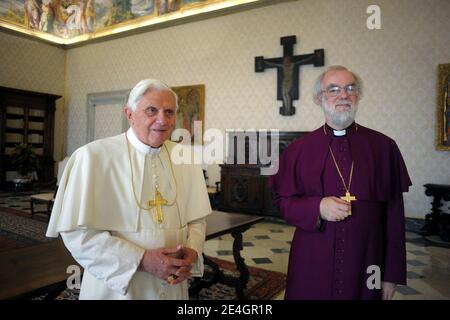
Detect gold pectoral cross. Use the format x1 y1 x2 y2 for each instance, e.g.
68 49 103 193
148 189 168 223
340 191 357 215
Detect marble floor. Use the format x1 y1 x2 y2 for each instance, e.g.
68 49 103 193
203 219 450 300
1 190 449 300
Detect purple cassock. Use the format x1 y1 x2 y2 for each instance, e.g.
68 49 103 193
268 122 412 300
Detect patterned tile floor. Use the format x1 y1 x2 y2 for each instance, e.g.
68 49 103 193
204 222 450 300
0 185 59 213
1 190 449 300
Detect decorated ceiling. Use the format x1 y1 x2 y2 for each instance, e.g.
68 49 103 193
0 0 269 45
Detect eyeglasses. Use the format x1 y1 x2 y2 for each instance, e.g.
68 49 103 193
322 84 359 97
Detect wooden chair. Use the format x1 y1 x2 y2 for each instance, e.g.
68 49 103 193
30 190 56 221
30 157 69 221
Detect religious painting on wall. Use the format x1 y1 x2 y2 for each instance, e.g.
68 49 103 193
171 84 205 145
436 63 450 151
0 0 264 45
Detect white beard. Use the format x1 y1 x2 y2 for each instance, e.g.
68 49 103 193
322 98 358 129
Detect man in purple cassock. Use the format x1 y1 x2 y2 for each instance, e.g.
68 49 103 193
268 66 412 300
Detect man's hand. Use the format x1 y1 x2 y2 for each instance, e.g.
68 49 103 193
169 245 198 285
381 281 397 300
139 246 191 282
319 197 350 222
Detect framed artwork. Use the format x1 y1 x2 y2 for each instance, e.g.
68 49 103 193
436 64 450 151
171 84 205 144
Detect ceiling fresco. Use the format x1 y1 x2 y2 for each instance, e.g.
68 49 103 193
0 0 272 45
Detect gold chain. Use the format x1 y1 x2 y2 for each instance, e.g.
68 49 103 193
328 145 354 193
125 132 177 211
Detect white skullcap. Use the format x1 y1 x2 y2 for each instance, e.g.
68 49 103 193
127 79 178 111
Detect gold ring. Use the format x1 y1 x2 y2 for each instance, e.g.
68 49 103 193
167 274 178 282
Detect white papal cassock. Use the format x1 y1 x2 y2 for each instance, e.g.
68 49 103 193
46 128 211 299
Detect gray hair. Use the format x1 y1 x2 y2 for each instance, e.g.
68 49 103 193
313 65 363 104
127 78 179 111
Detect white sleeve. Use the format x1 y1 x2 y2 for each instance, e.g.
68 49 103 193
185 217 207 277
60 229 145 295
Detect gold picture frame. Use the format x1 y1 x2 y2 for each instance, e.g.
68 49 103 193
171 84 205 144
436 64 450 151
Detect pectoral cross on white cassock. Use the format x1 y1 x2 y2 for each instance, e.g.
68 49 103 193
340 192 357 215
148 189 167 223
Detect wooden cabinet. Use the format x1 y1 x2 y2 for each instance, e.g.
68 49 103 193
219 131 307 218
220 164 264 214
0 86 61 188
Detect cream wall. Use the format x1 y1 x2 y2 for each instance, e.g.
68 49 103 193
64 0 449 218
0 31 66 164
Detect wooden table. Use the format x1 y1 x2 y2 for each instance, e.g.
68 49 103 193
0 240 80 300
0 210 263 300
190 210 264 299
422 184 450 241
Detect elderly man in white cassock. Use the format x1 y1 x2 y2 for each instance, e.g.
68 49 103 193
46 79 212 299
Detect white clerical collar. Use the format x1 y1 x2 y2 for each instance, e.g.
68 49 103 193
323 122 358 136
127 128 161 155
333 129 346 137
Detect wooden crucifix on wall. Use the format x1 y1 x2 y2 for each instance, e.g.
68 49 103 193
255 35 324 116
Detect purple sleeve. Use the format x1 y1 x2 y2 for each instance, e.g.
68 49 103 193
382 194 407 285
269 140 324 232
274 195 323 232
